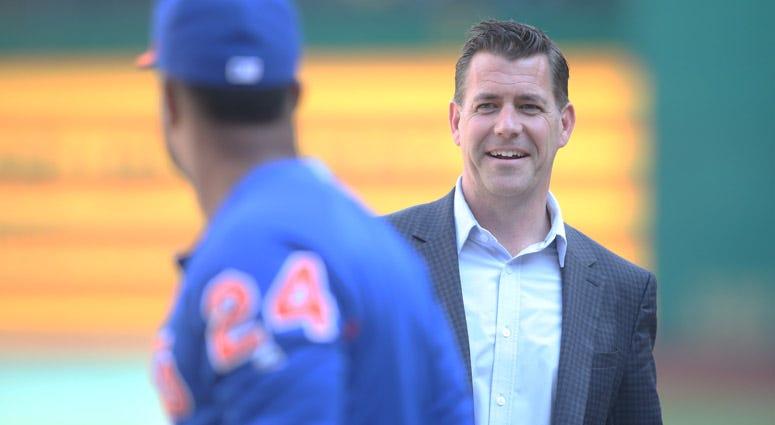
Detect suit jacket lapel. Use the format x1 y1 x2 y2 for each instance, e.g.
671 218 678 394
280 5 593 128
551 226 604 425
408 191 472 381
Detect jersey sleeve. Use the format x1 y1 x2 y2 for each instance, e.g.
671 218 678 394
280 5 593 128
151 250 346 425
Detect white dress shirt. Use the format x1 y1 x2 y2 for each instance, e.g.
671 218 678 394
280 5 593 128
454 178 567 425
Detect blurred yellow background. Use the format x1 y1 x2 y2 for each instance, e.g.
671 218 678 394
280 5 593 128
0 50 651 357
4 0 775 423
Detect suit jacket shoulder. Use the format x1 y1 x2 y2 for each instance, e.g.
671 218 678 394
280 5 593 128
564 224 654 282
385 191 455 239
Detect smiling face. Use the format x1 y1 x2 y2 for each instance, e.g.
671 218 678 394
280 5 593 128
450 51 575 209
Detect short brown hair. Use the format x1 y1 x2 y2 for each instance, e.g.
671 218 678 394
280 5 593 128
453 20 570 108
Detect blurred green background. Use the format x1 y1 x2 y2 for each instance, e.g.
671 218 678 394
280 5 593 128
1 0 773 424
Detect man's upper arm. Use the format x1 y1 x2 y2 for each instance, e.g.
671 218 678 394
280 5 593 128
156 251 347 424
610 271 662 424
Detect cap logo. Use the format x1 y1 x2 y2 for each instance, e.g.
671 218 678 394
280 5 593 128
225 56 264 85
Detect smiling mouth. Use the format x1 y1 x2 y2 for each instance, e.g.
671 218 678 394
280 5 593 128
487 150 527 160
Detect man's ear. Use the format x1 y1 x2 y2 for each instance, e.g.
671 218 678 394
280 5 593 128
287 81 301 111
161 78 179 129
449 100 462 147
558 102 576 148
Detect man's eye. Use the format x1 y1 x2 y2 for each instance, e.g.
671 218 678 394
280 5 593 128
520 104 542 114
476 103 497 112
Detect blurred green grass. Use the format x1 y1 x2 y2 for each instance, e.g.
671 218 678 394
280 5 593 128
0 357 166 425
660 388 775 425
1 356 773 425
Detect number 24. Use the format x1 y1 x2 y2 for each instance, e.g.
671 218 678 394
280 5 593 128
202 251 339 371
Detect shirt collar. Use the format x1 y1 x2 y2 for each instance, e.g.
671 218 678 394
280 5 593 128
453 176 567 267
453 176 480 254
546 190 567 268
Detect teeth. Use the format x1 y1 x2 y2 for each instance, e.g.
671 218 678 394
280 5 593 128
490 150 525 158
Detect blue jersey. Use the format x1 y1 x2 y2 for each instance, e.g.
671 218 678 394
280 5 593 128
151 158 473 425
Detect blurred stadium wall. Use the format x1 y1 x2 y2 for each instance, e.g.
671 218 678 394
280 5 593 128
1 1 772 424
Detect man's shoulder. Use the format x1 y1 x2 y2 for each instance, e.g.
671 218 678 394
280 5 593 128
384 200 435 225
384 189 455 231
565 224 654 279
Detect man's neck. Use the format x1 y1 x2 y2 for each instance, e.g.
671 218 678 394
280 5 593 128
465 188 550 257
191 122 297 221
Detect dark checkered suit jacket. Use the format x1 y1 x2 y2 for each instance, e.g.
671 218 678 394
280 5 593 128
385 189 662 425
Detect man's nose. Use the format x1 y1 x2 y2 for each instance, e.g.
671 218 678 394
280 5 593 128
493 105 522 137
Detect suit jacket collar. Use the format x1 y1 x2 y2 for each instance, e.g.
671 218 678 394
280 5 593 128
405 190 473 382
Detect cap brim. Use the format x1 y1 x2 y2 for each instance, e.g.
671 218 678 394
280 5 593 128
135 48 157 69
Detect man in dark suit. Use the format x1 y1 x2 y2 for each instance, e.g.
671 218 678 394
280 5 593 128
386 19 662 425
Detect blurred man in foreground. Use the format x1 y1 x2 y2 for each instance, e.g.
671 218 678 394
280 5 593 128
141 0 474 423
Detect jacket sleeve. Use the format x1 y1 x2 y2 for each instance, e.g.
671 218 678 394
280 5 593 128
609 271 662 424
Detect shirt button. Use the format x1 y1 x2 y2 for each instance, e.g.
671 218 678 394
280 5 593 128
496 395 506 406
502 327 511 338
505 267 512 275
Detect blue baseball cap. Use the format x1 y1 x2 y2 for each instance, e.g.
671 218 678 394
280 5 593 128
138 0 301 89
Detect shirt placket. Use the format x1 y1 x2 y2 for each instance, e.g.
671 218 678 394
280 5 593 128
489 259 520 423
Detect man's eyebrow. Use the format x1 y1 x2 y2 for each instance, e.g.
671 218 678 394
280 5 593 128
471 92 500 102
516 93 548 104
471 92 549 104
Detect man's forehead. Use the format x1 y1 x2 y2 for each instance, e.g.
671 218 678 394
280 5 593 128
464 53 552 97
468 51 550 76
